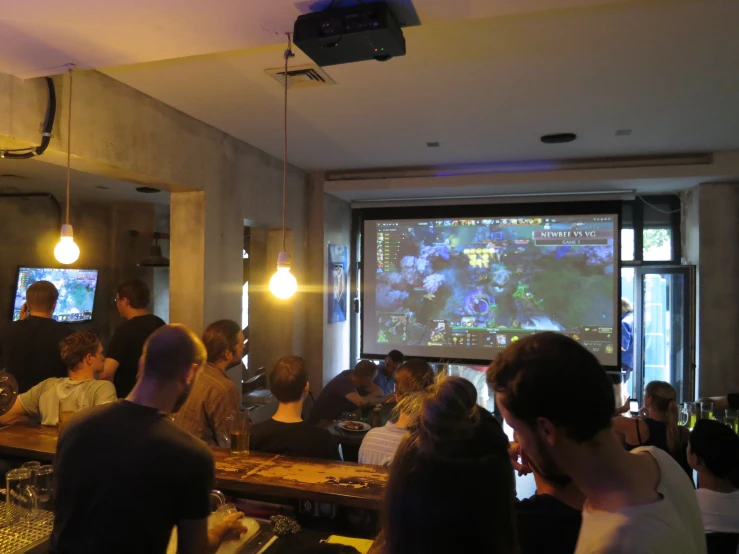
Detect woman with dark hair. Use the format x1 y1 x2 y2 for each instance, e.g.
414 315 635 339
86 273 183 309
688 419 739 534
379 377 518 554
613 380 691 476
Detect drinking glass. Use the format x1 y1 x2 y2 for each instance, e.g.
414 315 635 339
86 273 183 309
58 396 79 431
6 468 35 521
678 404 689 427
34 465 54 512
685 402 699 429
725 409 739 434
226 409 251 455
700 401 714 421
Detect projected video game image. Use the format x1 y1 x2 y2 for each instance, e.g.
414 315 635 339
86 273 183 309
364 214 618 366
13 267 98 323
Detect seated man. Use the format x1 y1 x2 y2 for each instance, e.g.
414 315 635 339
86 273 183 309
0 331 116 426
173 320 244 447
309 360 388 423
688 419 739 533
251 356 339 460
359 359 434 466
514 432 584 554
373 350 404 396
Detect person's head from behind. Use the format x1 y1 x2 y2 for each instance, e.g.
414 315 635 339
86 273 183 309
60 332 104 377
384 377 516 554
351 360 378 388
488 332 615 481
201 320 245 369
25 280 59 317
644 380 683 452
116 279 150 318
383 350 404 376
394 359 434 400
688 419 739 483
139 324 207 411
621 297 633 317
270 356 308 405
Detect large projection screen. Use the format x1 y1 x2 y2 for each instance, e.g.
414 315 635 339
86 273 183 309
362 213 619 367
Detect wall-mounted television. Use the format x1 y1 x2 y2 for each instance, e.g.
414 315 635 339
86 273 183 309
362 210 619 367
13 267 99 323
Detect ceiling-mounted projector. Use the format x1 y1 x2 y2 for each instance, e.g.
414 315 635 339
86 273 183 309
294 2 406 67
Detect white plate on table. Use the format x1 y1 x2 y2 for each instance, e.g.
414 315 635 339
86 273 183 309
337 421 371 432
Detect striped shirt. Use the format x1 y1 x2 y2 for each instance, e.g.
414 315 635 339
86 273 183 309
358 422 407 466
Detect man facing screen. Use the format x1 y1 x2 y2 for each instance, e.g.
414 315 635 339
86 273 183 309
0 281 72 393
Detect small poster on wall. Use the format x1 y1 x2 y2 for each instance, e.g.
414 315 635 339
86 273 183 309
328 244 348 324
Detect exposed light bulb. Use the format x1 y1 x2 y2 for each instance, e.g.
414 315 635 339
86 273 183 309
269 252 297 299
54 224 80 264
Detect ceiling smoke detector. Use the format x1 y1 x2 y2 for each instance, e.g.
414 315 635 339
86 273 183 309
265 64 336 89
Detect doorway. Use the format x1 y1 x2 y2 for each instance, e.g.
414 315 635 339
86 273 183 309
620 266 695 405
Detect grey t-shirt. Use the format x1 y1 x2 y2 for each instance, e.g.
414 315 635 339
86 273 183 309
19 378 117 426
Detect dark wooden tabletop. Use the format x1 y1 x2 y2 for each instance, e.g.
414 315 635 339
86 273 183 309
213 449 387 510
0 422 58 461
0 423 388 510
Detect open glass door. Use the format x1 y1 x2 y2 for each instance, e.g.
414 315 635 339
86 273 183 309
639 267 695 404
620 266 695 405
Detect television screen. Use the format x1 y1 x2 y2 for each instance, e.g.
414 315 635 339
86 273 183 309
13 267 98 323
362 213 619 367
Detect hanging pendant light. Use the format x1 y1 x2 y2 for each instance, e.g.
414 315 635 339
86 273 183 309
269 35 297 300
54 65 80 265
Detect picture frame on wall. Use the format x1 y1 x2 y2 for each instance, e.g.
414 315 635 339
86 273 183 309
328 244 347 324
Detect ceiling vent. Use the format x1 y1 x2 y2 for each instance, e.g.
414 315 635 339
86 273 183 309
265 64 336 89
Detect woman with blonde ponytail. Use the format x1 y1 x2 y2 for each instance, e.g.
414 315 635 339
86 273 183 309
613 380 691 476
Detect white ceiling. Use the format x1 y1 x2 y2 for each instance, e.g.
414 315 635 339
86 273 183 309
0 158 170 205
2 0 739 176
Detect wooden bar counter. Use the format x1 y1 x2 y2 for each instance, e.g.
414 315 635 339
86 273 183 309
0 423 388 510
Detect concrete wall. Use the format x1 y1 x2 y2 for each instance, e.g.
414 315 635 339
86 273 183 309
304 174 353 395
0 195 166 344
322 193 353 385
1 71 309 373
690 183 739 397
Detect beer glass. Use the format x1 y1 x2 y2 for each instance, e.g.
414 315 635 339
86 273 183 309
6 468 35 522
725 409 739 434
226 410 251 455
677 404 689 427
684 402 699 429
34 465 54 512
58 395 79 431
699 401 714 421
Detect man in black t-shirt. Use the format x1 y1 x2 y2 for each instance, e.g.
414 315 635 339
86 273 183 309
251 356 340 460
0 281 72 393
511 432 584 554
100 279 165 397
52 324 246 554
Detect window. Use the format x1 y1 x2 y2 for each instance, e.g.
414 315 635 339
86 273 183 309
621 228 635 261
643 228 672 261
620 196 680 263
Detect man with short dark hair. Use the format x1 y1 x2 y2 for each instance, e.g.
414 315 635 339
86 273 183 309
0 280 72 392
359 358 433 466
250 356 339 460
100 278 165 397
173 320 244 447
0 331 116 426
309 360 388 423
52 324 246 554
373 349 404 396
513 429 584 554
488 332 705 554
